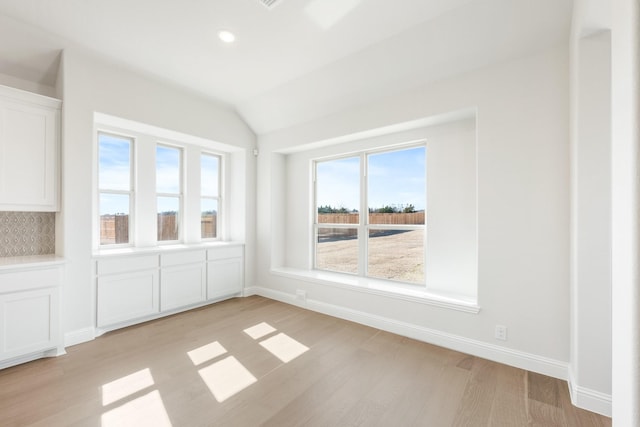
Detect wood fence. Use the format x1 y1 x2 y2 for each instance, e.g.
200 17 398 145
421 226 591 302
317 212 425 241
100 215 129 245
317 212 424 225
100 213 217 243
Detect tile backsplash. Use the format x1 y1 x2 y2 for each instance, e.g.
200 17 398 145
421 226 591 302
0 211 55 257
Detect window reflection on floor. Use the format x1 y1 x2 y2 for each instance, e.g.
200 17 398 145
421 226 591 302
101 390 172 427
243 322 276 340
198 356 258 402
187 341 227 366
102 368 155 406
99 320 312 421
259 332 309 363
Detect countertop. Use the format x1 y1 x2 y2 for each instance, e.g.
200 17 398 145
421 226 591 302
0 255 65 272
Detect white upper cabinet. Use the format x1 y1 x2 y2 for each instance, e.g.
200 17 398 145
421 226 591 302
0 85 61 211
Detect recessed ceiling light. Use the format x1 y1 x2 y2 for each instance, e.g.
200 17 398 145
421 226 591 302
218 30 236 43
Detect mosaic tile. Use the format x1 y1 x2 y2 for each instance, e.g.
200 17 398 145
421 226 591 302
0 212 55 257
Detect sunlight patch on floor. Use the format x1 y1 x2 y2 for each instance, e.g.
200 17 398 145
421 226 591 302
102 368 155 406
101 390 172 427
187 341 227 366
259 332 309 363
198 356 257 402
243 322 276 340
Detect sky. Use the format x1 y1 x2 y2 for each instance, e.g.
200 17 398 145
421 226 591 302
99 133 131 216
99 134 219 215
316 146 426 212
99 134 424 216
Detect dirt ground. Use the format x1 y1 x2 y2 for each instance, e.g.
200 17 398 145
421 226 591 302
316 229 424 284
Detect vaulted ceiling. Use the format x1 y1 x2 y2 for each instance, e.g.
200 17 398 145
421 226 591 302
0 0 572 134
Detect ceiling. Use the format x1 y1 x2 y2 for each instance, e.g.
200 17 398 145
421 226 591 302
0 0 572 134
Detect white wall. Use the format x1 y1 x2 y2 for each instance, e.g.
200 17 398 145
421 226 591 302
611 0 640 424
58 48 256 344
425 121 477 298
256 45 570 376
569 29 612 415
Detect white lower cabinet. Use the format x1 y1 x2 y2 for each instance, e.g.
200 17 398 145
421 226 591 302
160 250 206 311
96 254 159 328
207 246 244 300
95 244 243 333
0 262 64 368
97 270 160 327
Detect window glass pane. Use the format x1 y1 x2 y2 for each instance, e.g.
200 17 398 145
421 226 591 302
201 198 218 239
157 196 179 241
99 193 129 245
156 145 181 194
367 228 424 284
316 227 358 274
99 133 131 191
316 157 360 224
201 154 220 197
368 147 425 225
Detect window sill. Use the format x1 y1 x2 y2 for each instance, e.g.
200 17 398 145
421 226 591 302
93 241 244 258
270 267 480 314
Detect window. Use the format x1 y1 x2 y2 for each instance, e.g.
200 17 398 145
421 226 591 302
156 145 182 242
201 153 221 239
95 115 237 251
98 133 133 246
314 145 426 284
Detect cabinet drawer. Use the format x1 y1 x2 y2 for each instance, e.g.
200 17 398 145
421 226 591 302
97 255 159 275
161 250 206 267
0 266 62 294
207 246 243 261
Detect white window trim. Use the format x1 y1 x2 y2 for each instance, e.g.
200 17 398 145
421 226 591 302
97 131 135 248
201 152 223 241
313 143 427 285
156 143 183 244
94 118 231 253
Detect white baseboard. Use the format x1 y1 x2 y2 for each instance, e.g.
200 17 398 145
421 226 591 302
0 348 62 370
568 369 612 417
246 286 568 379
64 327 95 348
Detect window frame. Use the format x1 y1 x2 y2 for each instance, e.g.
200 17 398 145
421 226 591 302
155 142 183 244
200 151 222 241
97 131 135 248
313 143 426 285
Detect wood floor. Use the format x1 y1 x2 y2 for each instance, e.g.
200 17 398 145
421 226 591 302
0 296 611 426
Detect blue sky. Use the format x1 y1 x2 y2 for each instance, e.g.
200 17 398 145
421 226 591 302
99 133 131 215
99 135 221 215
99 133 131 192
316 146 426 212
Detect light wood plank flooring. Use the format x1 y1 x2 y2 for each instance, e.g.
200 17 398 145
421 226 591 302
0 296 611 426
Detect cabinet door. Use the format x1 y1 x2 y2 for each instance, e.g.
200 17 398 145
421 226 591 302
97 270 160 327
0 98 59 210
207 257 243 300
161 263 206 311
0 288 59 360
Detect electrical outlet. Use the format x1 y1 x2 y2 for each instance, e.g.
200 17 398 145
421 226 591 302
495 325 508 341
296 289 307 302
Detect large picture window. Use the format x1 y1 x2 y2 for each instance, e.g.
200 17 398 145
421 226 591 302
98 132 133 246
314 145 426 284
